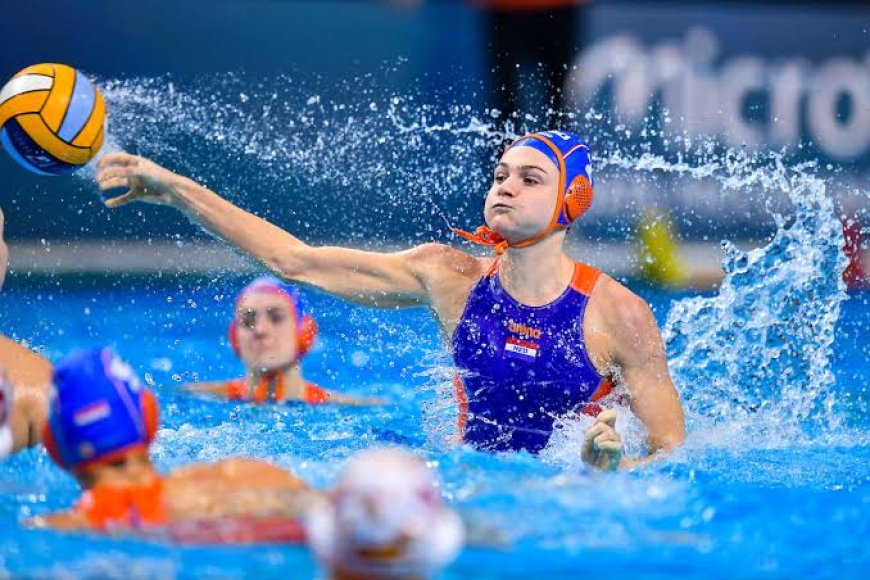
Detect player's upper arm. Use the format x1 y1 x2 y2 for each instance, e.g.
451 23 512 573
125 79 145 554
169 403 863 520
184 381 230 397
281 242 454 308
602 286 686 452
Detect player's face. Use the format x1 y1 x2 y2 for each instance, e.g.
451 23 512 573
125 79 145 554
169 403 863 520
234 292 299 372
484 146 560 241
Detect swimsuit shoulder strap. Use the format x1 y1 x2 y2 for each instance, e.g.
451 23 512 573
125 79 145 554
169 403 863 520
225 378 247 400
568 262 601 297
75 478 166 529
303 382 331 404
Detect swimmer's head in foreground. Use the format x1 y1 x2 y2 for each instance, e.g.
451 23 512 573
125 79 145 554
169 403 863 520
35 347 312 541
0 366 13 458
307 448 464 579
230 276 318 374
43 347 158 489
454 130 593 254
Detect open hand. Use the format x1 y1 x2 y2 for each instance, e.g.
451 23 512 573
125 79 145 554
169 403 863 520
580 408 623 471
95 153 181 208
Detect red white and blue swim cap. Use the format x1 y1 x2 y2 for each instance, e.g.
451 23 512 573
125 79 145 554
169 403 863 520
43 348 158 472
453 130 594 253
306 448 464 578
229 276 318 362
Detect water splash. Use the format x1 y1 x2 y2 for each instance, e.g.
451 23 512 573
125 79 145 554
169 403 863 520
51 74 870 451
663 160 851 447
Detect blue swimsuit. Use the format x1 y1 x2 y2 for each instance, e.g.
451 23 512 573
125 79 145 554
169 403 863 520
451 261 611 454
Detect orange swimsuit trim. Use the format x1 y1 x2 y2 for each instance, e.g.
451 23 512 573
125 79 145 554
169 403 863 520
225 376 330 404
75 478 167 530
74 478 306 544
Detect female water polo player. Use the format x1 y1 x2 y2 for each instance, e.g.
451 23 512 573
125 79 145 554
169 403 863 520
30 347 315 541
31 346 462 560
185 276 381 405
96 130 685 469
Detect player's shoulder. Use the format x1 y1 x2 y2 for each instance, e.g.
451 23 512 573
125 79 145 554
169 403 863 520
407 243 489 282
589 273 657 334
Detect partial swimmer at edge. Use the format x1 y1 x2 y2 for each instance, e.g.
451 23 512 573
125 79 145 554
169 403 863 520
0 205 54 460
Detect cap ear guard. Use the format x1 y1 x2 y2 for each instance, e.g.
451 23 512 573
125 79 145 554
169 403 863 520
296 315 318 358
564 174 594 222
141 389 159 444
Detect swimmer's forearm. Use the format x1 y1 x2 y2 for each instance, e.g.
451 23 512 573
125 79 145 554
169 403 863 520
166 175 432 307
169 176 309 276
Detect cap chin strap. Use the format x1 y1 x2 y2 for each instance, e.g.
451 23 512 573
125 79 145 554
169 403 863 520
249 361 304 402
451 223 566 255
452 134 568 255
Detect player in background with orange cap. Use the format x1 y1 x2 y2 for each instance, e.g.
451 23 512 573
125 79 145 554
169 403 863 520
185 276 381 405
96 129 685 470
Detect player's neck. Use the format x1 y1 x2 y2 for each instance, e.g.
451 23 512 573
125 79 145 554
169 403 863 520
78 450 159 490
499 235 573 306
248 364 306 400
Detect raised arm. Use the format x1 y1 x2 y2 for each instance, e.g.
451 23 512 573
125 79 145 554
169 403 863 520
96 154 439 308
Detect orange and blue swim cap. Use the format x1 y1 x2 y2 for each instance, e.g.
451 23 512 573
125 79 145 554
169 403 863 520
228 276 318 362
453 130 594 254
507 130 594 227
43 348 158 472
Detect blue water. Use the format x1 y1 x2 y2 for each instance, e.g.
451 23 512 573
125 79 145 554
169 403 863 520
0 274 867 577
1 75 868 577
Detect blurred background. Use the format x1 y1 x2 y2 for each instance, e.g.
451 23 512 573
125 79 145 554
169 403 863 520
0 0 867 288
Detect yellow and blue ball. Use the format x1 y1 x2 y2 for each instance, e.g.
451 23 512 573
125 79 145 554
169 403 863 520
0 63 105 175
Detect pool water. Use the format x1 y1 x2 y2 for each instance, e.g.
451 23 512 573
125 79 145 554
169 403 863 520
0 273 867 578
1 74 868 578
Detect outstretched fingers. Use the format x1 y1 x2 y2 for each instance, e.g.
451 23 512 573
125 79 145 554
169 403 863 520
96 172 131 192
96 152 140 170
103 191 137 209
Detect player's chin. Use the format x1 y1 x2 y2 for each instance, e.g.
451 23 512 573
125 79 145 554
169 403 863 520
485 213 518 235
259 354 296 372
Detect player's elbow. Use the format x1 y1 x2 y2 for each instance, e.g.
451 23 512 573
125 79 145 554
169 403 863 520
650 413 686 455
272 245 318 283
